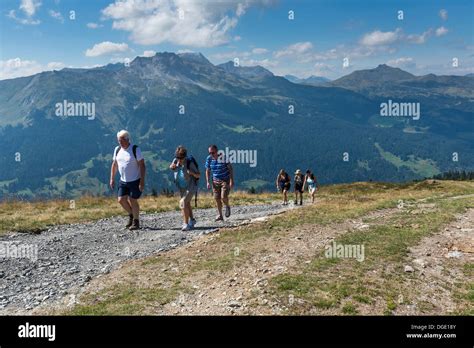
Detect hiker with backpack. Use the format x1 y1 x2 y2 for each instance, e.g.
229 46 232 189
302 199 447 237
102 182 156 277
205 144 234 221
109 130 146 230
169 145 200 231
276 169 291 205
294 169 304 205
303 169 318 204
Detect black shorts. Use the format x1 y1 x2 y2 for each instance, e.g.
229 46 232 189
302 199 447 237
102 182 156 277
118 179 142 199
279 182 290 192
295 183 303 193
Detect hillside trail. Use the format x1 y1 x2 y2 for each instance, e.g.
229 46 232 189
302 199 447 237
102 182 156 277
52 194 472 316
0 202 293 314
2 193 472 315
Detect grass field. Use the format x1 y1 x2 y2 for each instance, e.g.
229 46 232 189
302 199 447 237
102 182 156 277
31 179 473 316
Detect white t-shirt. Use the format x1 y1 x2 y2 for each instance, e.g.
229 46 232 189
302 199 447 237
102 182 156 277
113 144 144 182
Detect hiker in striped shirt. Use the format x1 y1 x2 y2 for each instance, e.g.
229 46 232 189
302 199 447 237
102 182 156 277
205 144 234 221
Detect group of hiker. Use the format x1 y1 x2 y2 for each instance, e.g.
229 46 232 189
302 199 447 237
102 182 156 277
109 130 233 231
110 130 318 231
276 169 318 205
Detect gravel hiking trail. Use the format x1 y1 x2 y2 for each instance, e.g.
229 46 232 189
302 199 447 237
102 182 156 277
0 203 293 314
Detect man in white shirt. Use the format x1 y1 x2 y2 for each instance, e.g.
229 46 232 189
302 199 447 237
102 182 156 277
109 130 146 230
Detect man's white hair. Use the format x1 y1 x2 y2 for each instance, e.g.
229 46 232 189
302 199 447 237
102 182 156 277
117 130 130 140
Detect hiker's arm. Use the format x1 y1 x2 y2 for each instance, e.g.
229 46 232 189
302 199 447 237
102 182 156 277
228 163 234 189
169 158 177 170
206 168 211 189
110 161 117 189
302 176 307 189
139 159 146 192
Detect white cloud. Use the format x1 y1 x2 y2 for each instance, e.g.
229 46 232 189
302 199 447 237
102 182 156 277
85 41 130 57
435 26 448 37
240 58 277 68
86 22 103 29
406 29 433 44
176 49 195 54
274 42 313 58
142 50 156 57
101 0 275 47
0 58 64 80
386 57 415 68
7 9 40 25
360 29 401 46
251 48 268 55
109 57 133 64
211 50 250 61
48 10 64 22
20 0 41 17
439 9 448 21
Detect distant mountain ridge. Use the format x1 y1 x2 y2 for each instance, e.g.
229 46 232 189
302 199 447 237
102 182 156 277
284 74 330 86
0 52 472 199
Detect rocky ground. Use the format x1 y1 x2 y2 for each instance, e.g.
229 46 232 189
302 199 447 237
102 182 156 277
0 202 292 314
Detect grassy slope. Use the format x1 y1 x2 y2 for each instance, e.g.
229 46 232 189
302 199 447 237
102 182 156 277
0 191 280 234
46 180 474 315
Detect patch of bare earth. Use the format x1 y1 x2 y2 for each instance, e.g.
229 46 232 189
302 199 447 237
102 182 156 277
45 205 399 315
395 208 474 315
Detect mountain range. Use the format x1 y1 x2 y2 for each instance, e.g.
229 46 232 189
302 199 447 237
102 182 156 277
0 52 472 199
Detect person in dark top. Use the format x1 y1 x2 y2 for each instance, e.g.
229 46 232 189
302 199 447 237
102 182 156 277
276 169 291 205
294 169 304 205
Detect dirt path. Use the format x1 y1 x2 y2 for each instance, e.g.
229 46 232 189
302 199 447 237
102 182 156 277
56 205 401 315
0 202 293 314
396 208 474 314
57 195 473 316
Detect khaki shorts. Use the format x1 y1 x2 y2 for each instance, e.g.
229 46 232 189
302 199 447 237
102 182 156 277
212 179 230 200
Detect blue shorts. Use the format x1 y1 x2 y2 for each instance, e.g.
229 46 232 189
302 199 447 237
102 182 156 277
118 179 142 199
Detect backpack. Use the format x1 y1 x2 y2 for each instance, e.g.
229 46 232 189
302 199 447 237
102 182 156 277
186 156 200 207
295 174 303 185
115 145 138 161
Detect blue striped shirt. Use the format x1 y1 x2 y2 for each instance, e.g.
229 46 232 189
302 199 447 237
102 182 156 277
205 155 230 181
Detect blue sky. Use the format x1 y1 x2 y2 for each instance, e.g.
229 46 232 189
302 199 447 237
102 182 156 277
1 0 473 80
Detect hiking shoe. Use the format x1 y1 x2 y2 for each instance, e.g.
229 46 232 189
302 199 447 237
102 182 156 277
215 215 223 222
300 201 303 205
189 218 196 228
225 205 231 218
125 214 133 228
129 219 140 230
181 223 192 231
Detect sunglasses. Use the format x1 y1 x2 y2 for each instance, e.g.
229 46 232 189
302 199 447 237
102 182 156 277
209 151 216 154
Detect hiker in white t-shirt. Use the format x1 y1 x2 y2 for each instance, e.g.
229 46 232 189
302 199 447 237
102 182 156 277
109 130 146 230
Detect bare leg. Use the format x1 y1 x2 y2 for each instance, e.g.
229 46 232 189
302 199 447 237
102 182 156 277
187 201 194 220
118 195 132 214
222 194 229 207
215 197 223 217
182 205 190 224
128 197 140 219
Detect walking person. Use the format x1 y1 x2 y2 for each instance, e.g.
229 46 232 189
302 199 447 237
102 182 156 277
110 130 146 230
276 169 291 205
294 169 304 205
170 145 200 231
205 145 234 221
303 170 318 204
